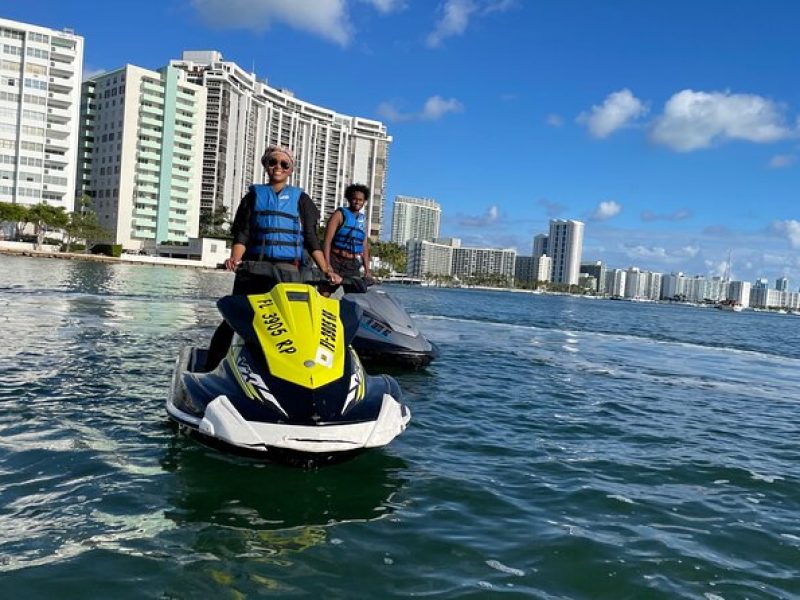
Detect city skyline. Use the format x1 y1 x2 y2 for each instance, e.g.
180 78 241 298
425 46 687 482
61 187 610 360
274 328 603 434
1 2 798 283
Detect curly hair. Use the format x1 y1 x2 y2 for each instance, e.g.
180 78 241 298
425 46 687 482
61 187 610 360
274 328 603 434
344 183 370 202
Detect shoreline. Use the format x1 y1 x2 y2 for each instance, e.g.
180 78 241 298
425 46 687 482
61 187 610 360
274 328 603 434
0 247 218 270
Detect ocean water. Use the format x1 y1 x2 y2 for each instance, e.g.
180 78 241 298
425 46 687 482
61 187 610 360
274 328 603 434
0 254 798 599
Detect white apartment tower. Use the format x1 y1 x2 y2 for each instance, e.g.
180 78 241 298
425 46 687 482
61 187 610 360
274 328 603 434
605 268 627 297
172 51 392 238
452 246 516 281
77 65 206 250
170 51 267 221
728 281 751 308
391 195 441 245
548 219 584 285
533 254 552 283
0 18 83 211
406 239 454 278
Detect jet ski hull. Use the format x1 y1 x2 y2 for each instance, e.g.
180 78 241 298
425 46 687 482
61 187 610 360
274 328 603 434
166 346 410 465
350 337 439 368
344 287 438 368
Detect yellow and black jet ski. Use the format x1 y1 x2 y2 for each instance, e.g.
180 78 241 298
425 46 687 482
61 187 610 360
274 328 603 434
166 283 410 465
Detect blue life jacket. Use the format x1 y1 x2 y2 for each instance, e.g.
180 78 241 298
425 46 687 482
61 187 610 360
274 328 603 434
247 184 303 262
332 206 366 255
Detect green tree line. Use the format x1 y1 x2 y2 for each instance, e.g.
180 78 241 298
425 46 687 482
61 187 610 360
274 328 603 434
0 196 110 251
370 241 406 276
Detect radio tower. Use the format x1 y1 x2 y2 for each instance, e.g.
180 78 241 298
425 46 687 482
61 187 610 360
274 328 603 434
723 249 732 282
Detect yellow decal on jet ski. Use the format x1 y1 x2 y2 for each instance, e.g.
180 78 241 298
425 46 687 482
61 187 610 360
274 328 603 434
248 283 345 389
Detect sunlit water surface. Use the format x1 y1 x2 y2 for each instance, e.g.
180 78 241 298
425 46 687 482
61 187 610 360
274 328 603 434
1 255 798 599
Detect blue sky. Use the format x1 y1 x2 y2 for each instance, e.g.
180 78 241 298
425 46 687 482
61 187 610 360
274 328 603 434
5 0 799 285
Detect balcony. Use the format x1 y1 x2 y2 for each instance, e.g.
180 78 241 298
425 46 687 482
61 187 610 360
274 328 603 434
137 147 161 162
140 104 164 118
45 152 69 166
45 122 71 137
138 163 160 178
176 90 196 104
140 81 164 96
47 105 72 123
46 137 70 152
47 91 72 109
137 138 160 152
48 76 73 94
49 46 75 63
139 114 162 129
174 121 194 136
136 172 160 185
172 153 193 167
49 62 73 78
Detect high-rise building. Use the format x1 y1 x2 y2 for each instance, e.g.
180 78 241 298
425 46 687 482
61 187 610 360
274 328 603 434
77 65 206 250
624 267 644 299
605 268 627 297
728 281 751 308
533 254 552 283
532 234 548 257
0 18 84 211
661 272 688 300
452 246 516 281
406 239 454 278
171 51 392 237
776 277 789 292
751 287 783 309
645 272 663 300
548 219 584 285
170 51 267 222
514 256 534 284
391 196 440 245
580 261 606 293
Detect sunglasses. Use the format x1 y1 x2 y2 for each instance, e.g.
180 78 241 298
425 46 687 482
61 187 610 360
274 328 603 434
267 158 291 170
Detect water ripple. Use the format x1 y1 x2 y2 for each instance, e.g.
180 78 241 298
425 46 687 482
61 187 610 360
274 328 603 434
1 259 799 598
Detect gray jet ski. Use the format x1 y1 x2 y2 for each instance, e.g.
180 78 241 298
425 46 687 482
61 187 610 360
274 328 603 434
343 282 438 368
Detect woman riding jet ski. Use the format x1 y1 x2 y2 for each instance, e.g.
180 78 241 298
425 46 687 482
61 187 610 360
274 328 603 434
166 282 411 465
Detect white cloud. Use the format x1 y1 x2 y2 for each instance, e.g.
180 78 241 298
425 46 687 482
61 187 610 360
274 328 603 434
771 219 800 249
458 205 501 227
640 208 691 222
650 90 795 152
545 113 563 127
427 0 476 47
426 0 515 48
190 0 352 46
624 245 669 260
704 259 729 278
577 89 647 138
360 0 406 13
590 200 622 221
622 243 698 263
768 154 795 169
376 101 404 122
377 95 463 122
421 95 463 120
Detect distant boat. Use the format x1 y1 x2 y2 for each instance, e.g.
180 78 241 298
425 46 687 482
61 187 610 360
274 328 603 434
716 300 743 312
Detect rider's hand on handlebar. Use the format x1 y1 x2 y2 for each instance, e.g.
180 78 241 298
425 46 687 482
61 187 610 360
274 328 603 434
327 271 342 285
224 257 241 271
